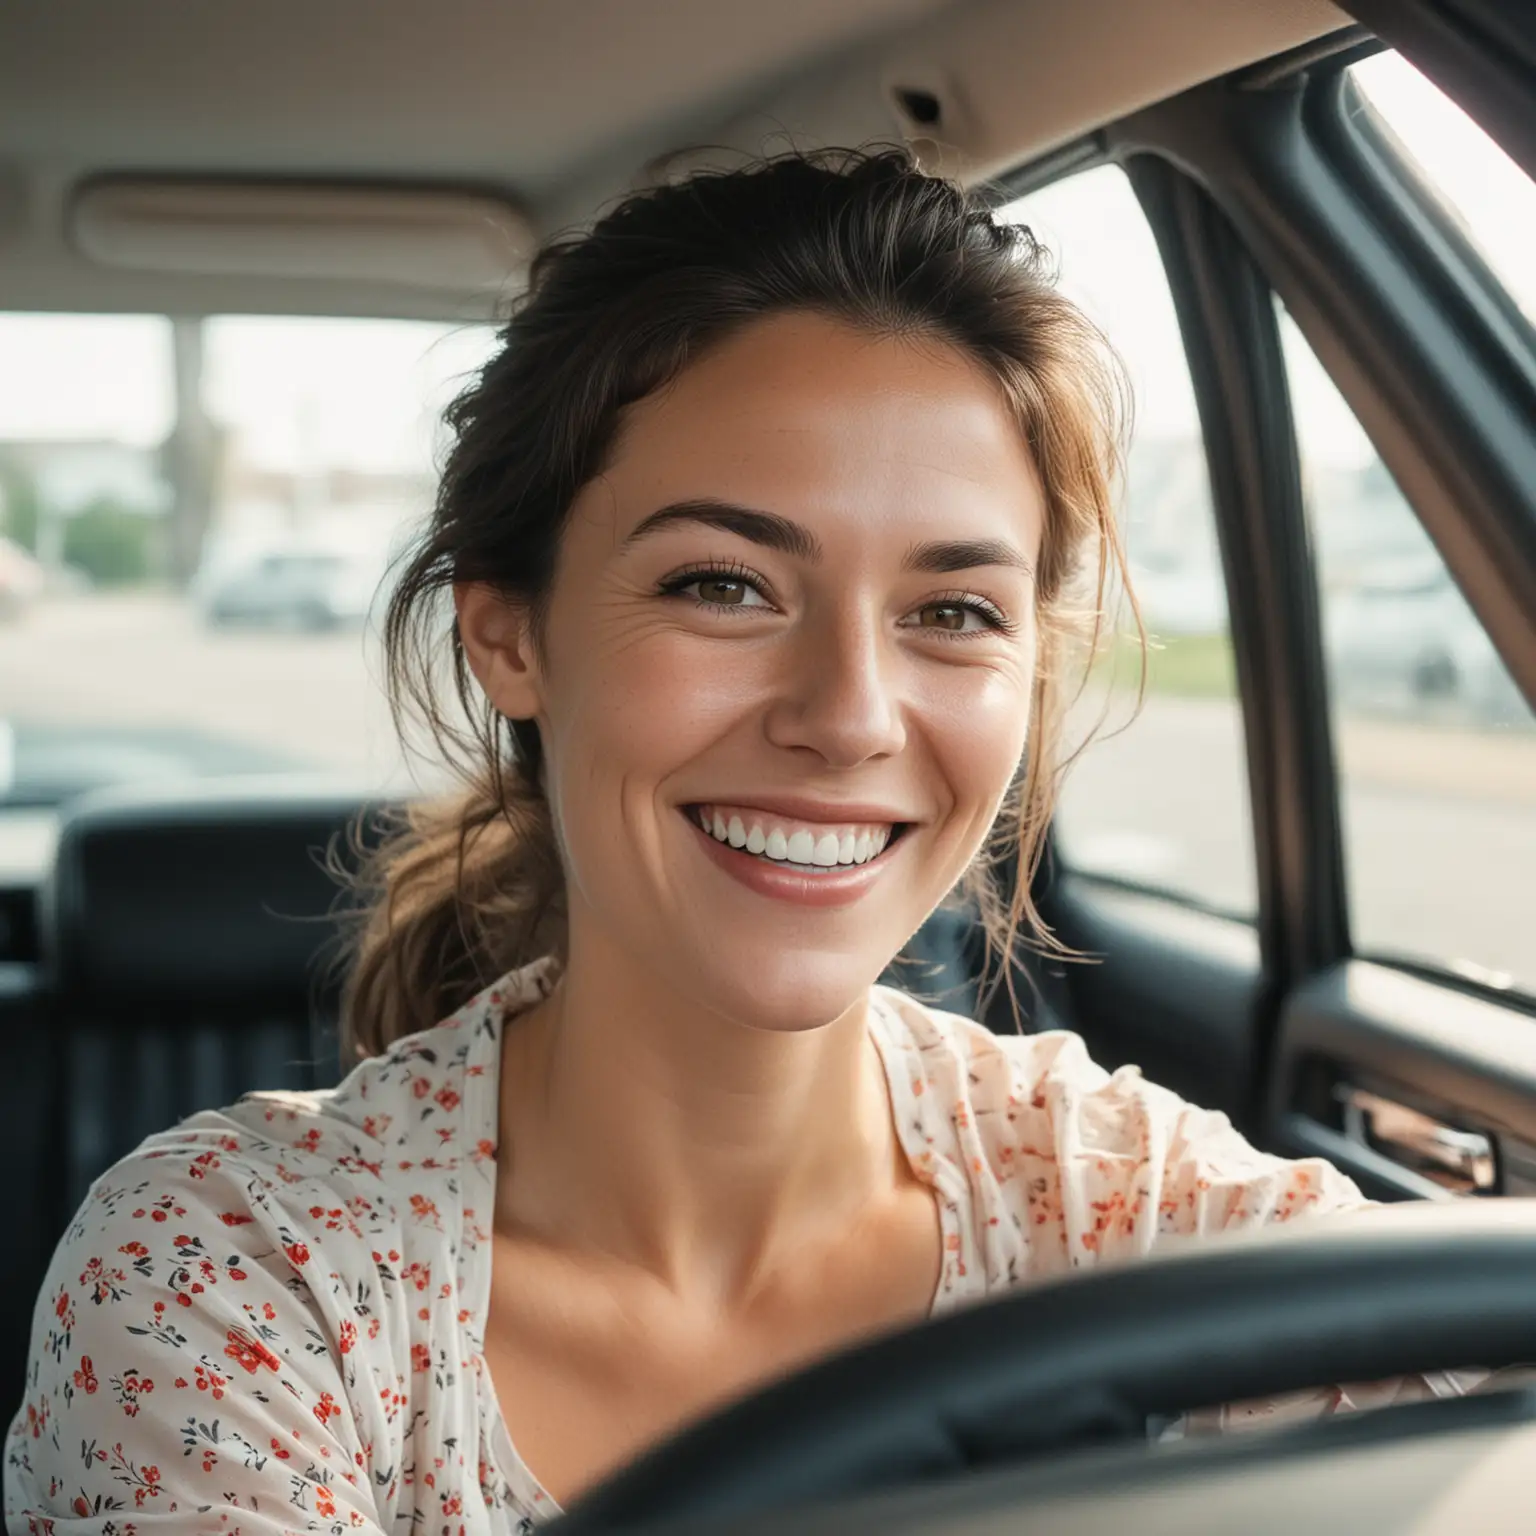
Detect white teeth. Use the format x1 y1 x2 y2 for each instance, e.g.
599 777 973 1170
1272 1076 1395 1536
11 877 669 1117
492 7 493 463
694 806 898 869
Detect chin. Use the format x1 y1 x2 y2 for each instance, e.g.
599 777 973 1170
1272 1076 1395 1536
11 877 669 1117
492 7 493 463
681 943 891 1035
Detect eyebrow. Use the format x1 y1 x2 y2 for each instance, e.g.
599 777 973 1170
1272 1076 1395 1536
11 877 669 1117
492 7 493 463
623 498 1034 576
622 500 823 562
902 536 1034 577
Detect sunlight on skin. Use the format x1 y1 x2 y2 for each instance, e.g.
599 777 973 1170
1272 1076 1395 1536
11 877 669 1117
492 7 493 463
451 310 1047 1506
457 311 1044 1044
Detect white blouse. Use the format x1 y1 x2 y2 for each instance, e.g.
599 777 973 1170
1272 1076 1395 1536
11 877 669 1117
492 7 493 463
6 960 1463 1534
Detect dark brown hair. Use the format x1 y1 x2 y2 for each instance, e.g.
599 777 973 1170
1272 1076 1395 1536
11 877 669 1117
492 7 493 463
343 147 1131 1056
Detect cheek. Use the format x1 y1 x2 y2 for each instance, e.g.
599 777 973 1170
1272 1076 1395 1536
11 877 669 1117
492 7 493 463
537 622 771 798
917 649 1037 803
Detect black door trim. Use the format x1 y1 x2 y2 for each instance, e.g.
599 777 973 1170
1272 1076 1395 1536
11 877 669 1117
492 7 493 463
1343 0 1536 186
1125 155 1348 1103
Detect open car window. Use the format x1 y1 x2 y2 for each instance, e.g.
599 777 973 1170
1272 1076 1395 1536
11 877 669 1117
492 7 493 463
996 164 1255 919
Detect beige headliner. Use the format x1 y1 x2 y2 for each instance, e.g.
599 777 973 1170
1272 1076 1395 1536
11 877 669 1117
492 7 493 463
0 0 1349 319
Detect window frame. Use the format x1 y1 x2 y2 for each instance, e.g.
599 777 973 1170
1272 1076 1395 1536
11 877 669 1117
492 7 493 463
996 135 1351 1023
1000 22 1536 1129
1110 41 1535 998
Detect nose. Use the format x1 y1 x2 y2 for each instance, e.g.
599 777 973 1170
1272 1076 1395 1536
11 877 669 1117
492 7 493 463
762 609 907 768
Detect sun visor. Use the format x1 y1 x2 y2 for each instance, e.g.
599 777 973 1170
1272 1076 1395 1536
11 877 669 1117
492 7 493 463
68 178 533 296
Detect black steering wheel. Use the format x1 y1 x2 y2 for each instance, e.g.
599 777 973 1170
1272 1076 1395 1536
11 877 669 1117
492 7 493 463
552 1202 1536 1531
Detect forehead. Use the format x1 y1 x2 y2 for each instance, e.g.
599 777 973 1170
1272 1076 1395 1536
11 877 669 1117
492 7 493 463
595 311 1045 551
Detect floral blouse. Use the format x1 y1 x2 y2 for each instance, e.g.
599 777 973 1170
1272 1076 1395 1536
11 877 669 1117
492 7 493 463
5 960 1464 1534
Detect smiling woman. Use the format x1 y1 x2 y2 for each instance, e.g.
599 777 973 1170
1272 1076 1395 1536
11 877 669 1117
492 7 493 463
7 149 1472 1536
353 155 1120 1051
431 303 1052 1049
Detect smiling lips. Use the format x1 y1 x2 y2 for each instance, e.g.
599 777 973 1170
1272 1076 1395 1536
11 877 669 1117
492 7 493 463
690 803 897 870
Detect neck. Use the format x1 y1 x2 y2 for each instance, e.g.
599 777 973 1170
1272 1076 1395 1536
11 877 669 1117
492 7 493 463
494 924 902 1309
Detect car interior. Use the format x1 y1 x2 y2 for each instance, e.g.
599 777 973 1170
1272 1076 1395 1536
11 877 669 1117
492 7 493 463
2 0 1535 1530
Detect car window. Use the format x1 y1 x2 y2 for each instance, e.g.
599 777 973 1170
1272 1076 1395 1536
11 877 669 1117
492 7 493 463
0 314 494 867
1280 308 1536 996
996 166 1255 916
1351 50 1536 332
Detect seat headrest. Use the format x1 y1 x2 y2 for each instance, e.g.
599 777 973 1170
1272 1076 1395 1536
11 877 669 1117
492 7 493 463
43 777 398 1009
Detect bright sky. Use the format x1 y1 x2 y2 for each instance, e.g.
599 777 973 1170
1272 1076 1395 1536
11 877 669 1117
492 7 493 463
0 52 1530 477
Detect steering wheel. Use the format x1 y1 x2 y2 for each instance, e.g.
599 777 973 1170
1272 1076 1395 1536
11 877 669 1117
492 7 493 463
552 1202 1536 1531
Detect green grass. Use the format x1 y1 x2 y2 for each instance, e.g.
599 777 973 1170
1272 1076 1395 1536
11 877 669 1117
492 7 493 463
1092 629 1238 700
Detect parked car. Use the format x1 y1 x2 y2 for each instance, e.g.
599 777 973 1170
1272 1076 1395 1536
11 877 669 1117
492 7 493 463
199 541 389 630
1324 559 1527 724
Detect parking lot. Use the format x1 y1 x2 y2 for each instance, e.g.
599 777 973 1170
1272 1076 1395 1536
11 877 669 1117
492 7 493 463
1 591 1531 991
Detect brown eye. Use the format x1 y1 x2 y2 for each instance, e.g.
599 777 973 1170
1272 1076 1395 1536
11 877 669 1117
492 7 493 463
667 571 770 610
918 602 969 631
697 578 748 605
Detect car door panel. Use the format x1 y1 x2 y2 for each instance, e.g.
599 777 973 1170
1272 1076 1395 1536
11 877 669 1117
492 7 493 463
1037 871 1262 1128
1270 963 1536 1202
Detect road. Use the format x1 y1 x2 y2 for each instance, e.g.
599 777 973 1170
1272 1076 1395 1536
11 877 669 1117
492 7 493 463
1 592 1531 990
1059 693 1535 989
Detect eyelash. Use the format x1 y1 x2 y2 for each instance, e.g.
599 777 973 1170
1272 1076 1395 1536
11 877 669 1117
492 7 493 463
919 588 1017 639
657 564 1016 638
657 560 776 611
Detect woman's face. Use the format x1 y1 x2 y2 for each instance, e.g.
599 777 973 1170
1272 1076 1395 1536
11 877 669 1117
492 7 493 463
463 311 1045 1031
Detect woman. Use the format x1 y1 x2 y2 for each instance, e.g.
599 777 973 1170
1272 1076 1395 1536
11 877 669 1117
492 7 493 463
6 150 1461 1535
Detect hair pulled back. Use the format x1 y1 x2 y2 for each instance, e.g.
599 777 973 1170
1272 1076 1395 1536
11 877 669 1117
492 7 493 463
343 147 1130 1056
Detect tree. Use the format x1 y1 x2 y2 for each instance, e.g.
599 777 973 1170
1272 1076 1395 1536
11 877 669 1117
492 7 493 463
0 460 40 552
61 497 158 585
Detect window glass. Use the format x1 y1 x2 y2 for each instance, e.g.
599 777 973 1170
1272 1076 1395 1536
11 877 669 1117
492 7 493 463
0 314 495 875
1281 309 1536 995
997 166 1255 916
1352 51 1536 326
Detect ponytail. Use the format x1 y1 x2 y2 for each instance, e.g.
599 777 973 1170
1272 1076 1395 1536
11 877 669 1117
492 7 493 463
340 766 565 1056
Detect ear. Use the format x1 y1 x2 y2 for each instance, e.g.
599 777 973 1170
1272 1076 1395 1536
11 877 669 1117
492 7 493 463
455 582 545 720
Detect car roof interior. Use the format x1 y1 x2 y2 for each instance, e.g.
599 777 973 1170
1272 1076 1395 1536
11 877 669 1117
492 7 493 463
0 0 1350 320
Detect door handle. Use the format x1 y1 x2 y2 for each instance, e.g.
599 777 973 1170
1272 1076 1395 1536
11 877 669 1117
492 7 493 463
1335 1084 1497 1195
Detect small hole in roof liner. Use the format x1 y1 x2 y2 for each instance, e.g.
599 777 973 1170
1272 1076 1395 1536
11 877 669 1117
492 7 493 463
894 85 944 128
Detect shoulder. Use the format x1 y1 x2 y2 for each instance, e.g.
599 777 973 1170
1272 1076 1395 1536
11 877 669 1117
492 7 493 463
129 955 553 1209
6 968 546 1530
870 982 1123 1113
870 985 1364 1281
66 962 536 1292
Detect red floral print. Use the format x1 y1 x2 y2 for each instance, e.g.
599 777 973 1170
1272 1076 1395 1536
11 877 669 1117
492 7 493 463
5 957 1473 1536
222 1328 281 1375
